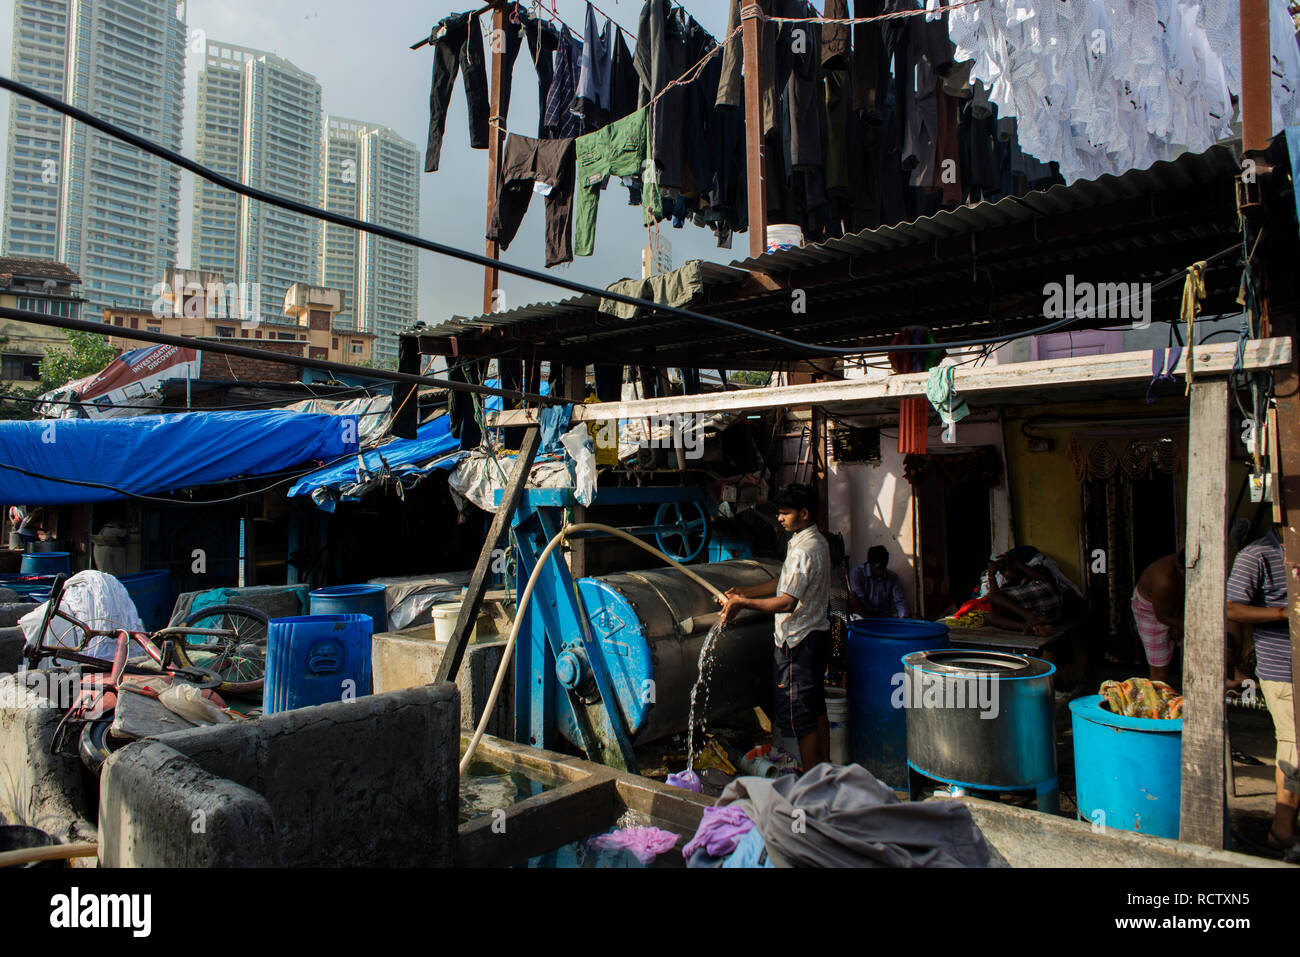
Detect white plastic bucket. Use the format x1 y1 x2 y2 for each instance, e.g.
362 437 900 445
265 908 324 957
826 688 850 765
766 224 804 253
431 602 476 644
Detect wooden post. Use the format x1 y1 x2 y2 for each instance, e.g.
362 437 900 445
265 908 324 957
435 426 541 684
1239 0 1271 154
1180 378 1230 848
483 3 506 315
742 3 767 258
563 365 588 579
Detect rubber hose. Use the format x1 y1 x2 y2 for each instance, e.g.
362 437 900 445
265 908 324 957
459 522 727 776
0 842 98 868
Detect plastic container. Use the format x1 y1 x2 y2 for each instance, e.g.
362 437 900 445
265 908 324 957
116 569 172 633
1070 694 1182 838
826 687 850 764
766 224 805 253
309 584 389 634
0 574 58 600
846 618 949 788
20 552 70 576
263 614 373 715
432 602 475 643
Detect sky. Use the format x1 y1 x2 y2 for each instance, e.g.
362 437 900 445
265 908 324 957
0 0 735 328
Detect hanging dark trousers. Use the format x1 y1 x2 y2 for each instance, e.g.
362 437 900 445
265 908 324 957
425 11 490 173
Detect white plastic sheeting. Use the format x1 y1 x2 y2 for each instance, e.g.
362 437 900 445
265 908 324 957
19 570 146 665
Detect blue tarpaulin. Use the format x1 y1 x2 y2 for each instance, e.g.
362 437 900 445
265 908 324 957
0 410 359 505
287 412 462 508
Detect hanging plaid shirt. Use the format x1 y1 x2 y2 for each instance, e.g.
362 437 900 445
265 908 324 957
543 27 582 140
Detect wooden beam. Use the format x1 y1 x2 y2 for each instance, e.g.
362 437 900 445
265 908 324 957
435 425 540 684
488 339 1293 425
742 4 766 259
1180 378 1230 849
482 4 507 315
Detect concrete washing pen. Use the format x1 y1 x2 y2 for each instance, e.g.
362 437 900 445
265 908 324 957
458 523 727 776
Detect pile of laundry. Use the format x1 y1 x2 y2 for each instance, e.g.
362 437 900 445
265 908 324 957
1099 678 1184 720
683 763 990 867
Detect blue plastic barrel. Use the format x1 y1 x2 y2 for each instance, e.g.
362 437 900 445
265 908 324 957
117 570 172 632
263 614 373 715
0 574 58 600
847 618 949 788
20 552 70 576
309 584 388 634
1069 694 1182 838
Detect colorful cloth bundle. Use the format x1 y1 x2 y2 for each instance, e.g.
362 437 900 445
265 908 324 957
943 597 992 629
1099 678 1184 719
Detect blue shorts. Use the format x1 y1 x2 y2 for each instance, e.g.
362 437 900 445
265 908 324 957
774 629 831 739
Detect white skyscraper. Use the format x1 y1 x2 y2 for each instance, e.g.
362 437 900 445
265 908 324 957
2 0 70 259
235 52 322 322
319 117 419 365
191 42 258 282
57 0 187 316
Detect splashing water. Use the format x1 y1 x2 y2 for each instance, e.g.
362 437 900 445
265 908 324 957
685 619 728 773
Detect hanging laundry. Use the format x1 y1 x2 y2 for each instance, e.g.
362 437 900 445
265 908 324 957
523 13 560 138
424 10 490 172
543 26 582 140
486 134 576 267
947 0 1300 184
574 3 615 127
574 107 663 257
496 16 525 125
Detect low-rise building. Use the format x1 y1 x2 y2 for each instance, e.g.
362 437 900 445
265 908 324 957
0 257 84 390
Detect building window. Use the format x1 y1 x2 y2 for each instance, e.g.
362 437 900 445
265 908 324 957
147 324 162 334
216 326 234 338
332 337 338 349
351 343 363 355
2 354 42 382
129 317 139 329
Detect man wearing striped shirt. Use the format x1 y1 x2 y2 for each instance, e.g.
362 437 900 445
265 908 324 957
1226 526 1297 853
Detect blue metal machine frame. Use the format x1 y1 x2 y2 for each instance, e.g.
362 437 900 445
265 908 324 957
509 486 716 772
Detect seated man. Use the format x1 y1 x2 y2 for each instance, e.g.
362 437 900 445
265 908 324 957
983 553 1063 636
848 545 908 619
1132 550 1185 686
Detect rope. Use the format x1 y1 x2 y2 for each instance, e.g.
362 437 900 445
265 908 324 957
1181 261 1208 395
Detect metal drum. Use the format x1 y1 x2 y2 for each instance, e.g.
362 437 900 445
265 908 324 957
559 559 781 746
902 649 1058 812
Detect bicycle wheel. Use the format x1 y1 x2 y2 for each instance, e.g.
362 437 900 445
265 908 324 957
172 604 269 696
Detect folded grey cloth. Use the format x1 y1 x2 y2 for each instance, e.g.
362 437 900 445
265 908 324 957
718 762 989 868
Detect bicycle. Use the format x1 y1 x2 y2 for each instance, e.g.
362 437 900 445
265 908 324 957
21 575 268 769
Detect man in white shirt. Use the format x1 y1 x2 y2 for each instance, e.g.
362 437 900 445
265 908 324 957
719 483 832 771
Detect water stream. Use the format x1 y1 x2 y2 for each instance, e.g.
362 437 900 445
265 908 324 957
685 619 728 773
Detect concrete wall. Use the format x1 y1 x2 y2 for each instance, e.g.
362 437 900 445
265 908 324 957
0 672 97 848
827 419 1013 614
99 683 461 867
372 627 511 737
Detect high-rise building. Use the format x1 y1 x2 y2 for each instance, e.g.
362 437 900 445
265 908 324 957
57 0 187 317
191 42 259 282
234 52 322 322
318 117 419 365
2 0 71 260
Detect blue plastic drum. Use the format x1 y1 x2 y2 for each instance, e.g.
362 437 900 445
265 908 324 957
847 618 949 788
309 584 389 634
263 614 374 715
20 552 70 576
1070 694 1182 838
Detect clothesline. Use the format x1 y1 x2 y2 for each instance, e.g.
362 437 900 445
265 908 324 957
742 0 988 26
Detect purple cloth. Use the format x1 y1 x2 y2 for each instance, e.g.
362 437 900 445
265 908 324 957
683 804 755 859
667 769 702 792
588 826 681 864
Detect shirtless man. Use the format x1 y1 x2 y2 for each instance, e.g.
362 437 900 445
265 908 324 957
1132 550 1184 686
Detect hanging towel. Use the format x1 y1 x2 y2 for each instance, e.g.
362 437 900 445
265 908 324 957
925 365 970 426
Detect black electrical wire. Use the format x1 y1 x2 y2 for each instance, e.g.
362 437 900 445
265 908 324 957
0 75 1246 360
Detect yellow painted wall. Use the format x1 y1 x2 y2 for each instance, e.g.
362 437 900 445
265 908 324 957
1001 398 1194 588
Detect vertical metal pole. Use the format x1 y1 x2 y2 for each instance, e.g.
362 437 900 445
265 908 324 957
743 4 768 258
483 4 507 315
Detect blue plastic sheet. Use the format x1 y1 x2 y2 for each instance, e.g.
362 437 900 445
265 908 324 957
287 413 462 504
0 410 359 505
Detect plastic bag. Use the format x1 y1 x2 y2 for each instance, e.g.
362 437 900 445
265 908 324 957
159 683 231 726
560 423 597 506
